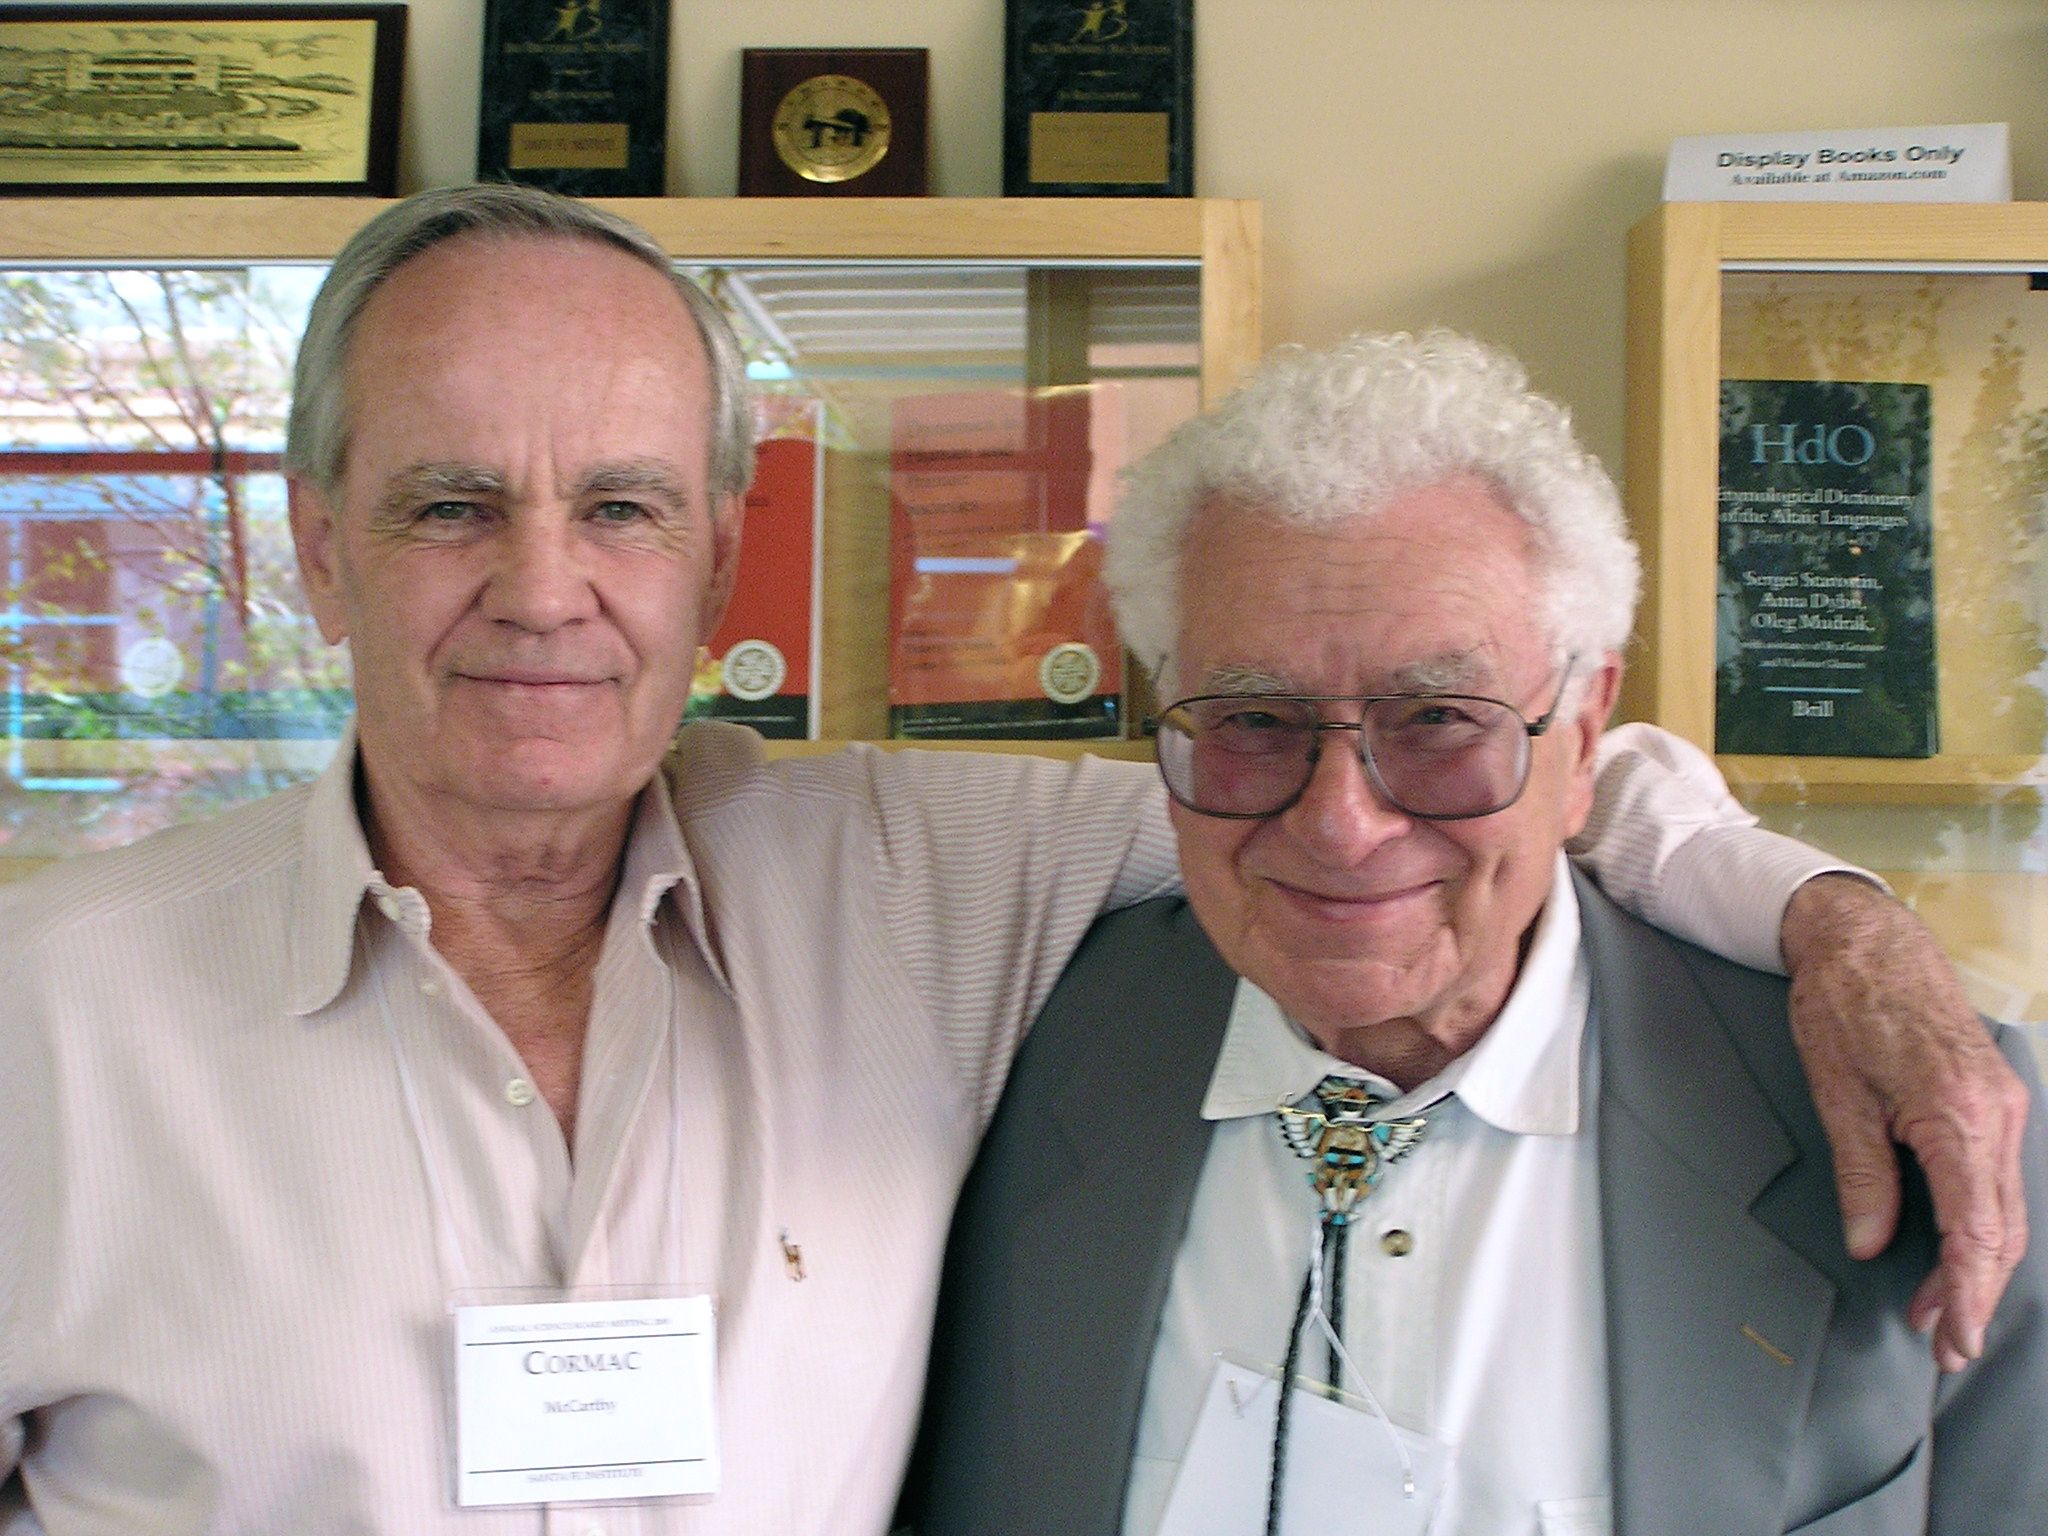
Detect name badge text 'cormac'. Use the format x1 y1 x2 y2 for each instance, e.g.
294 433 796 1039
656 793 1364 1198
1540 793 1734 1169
523 1350 644 1374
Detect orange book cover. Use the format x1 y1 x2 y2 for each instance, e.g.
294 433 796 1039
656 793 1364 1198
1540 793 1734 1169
689 396 822 739
888 386 1123 739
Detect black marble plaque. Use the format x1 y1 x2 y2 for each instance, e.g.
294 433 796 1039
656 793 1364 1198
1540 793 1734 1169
1004 0 1192 196
478 0 666 196
1716 378 1938 757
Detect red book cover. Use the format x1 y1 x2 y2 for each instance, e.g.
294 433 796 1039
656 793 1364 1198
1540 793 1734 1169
689 396 823 739
887 386 1123 739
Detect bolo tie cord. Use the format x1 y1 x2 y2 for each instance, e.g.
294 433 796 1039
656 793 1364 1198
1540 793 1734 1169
1265 1218 1347 1536
1267 1079 1427 1532
1325 1223 1348 1391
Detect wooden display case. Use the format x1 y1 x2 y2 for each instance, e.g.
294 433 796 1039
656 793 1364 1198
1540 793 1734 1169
1626 202 2048 1024
1625 201 2048 800
0 197 1258 878
0 197 1260 765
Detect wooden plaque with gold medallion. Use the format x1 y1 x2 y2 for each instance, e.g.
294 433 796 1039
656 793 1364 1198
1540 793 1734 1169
738 47 929 196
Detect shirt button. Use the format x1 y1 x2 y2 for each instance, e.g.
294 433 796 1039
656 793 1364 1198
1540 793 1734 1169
1380 1228 1414 1257
505 1078 537 1108
375 895 402 922
419 979 442 998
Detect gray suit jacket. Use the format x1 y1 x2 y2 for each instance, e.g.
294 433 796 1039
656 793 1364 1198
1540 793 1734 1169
902 877 2048 1535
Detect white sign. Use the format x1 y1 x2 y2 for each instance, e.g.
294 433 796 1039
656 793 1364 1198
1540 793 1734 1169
1664 123 2009 203
453 1295 718 1507
1156 1358 1450 1536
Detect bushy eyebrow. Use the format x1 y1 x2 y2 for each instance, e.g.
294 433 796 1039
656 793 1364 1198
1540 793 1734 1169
368 459 697 527
1201 666 1292 695
576 460 694 507
1197 651 1496 697
369 464 504 527
1389 652 1493 693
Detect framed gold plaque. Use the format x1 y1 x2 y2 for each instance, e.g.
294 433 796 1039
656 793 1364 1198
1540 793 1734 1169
0 4 405 195
739 47 927 197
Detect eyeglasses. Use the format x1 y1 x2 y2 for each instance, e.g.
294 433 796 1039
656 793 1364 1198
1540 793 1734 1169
1152 659 1577 821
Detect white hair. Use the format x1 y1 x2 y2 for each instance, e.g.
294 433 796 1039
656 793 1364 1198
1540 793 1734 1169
1105 329 1639 693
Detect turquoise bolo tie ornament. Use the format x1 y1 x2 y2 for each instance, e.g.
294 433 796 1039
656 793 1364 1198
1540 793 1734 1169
1277 1077 1428 1226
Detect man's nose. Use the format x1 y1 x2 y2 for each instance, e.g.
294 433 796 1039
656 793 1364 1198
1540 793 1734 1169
1278 730 1413 859
482 513 599 631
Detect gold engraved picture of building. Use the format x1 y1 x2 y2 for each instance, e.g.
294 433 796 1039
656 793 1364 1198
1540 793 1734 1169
0 6 403 192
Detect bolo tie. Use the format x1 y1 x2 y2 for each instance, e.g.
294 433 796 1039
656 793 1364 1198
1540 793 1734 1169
1265 1076 1428 1536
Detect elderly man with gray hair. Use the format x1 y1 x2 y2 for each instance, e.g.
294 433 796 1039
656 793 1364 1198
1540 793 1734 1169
0 186 2028 1535
907 331 2048 1536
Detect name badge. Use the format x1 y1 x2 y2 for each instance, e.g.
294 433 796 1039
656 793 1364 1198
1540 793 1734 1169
1156 1357 1449 1536
453 1295 717 1506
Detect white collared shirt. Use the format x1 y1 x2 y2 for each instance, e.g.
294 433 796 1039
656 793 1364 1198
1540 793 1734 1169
1124 856 1611 1536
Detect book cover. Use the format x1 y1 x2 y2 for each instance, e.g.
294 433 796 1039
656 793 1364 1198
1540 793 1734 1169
1716 378 1937 757
888 388 1123 739
689 397 822 740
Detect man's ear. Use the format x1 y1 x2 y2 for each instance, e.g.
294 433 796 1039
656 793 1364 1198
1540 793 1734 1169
1558 651 1624 835
288 477 351 646
1570 653 1623 753
696 493 745 642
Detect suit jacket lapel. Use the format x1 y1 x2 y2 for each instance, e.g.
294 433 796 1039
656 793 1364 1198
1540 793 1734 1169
1007 902 1241 1531
1579 874 1835 1536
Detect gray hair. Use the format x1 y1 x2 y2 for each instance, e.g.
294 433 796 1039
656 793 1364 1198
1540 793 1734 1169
1105 329 1640 694
283 183 755 500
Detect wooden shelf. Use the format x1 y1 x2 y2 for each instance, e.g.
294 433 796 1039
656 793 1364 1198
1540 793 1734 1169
0 196 1263 412
1720 754 2048 805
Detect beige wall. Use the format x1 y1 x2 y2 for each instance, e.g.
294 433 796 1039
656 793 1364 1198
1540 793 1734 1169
370 0 2048 478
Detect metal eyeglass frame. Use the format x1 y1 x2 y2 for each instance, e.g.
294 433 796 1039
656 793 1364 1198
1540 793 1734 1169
1150 656 1579 822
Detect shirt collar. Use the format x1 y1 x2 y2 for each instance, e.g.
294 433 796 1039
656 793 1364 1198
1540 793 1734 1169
287 721 712 1017
1200 853 1588 1135
288 719 376 1017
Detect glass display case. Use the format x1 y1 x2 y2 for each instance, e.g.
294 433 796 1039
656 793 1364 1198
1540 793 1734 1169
1628 202 2048 1032
0 196 1262 874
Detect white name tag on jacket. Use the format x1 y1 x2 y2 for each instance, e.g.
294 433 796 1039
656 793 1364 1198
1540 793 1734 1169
1156 1357 1448 1536
453 1296 718 1506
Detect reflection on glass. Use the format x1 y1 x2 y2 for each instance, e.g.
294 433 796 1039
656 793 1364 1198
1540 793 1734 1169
0 264 339 865
1722 270 2048 1024
686 262 1202 741
0 259 1205 867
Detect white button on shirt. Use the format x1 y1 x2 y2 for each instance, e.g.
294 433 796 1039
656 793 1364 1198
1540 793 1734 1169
1125 857 1611 1536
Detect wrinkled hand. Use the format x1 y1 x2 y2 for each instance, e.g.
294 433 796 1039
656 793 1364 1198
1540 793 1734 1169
1781 873 2030 1371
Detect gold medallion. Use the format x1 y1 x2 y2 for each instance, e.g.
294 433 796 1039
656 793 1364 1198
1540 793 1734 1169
771 74 892 183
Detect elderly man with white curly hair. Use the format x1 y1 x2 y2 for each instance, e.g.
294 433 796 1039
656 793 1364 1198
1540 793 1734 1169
906 331 2048 1536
